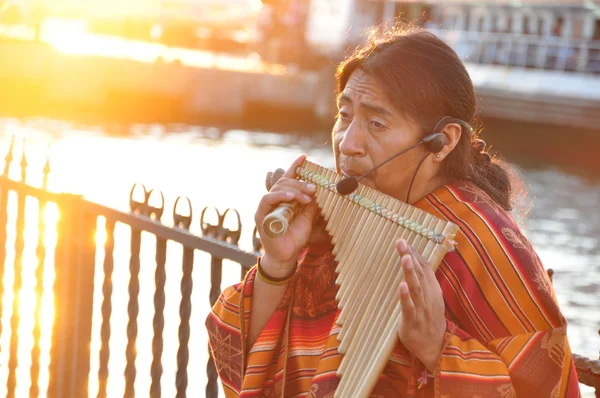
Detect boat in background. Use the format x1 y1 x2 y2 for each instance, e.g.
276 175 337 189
297 0 600 129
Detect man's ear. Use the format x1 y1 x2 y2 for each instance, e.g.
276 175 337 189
434 122 462 162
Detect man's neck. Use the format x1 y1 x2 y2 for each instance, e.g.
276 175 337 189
407 174 449 205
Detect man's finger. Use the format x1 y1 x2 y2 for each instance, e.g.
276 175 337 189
422 260 440 286
282 154 307 179
407 246 432 300
401 239 429 268
254 191 295 226
402 254 426 311
397 239 433 301
399 281 416 323
297 201 320 224
270 178 316 197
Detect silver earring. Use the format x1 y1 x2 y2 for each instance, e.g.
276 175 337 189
436 154 441 159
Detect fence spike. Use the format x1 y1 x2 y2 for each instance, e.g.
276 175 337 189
173 197 193 230
147 189 165 222
252 226 262 252
222 208 241 245
200 206 221 237
42 144 51 190
129 183 149 215
3 135 15 178
19 138 27 183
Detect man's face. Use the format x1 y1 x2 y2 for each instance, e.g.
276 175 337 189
332 69 426 201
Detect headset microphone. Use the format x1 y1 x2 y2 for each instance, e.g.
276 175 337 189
336 132 447 196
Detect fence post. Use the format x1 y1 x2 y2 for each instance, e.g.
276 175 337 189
0 137 15 370
203 208 224 398
48 194 97 398
206 254 223 398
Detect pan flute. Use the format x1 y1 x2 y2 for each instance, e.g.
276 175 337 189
263 160 459 397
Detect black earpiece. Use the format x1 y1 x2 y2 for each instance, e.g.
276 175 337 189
422 133 447 153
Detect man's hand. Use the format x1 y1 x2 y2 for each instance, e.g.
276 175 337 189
396 239 446 372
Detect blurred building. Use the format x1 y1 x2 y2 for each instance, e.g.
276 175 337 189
290 0 600 128
384 0 600 129
1 0 598 130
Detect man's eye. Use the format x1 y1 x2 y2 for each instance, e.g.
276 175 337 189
339 111 351 119
370 121 386 129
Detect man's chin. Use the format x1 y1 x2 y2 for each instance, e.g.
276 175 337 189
359 177 376 190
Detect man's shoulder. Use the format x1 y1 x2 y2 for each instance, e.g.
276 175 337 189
429 182 535 255
439 181 515 226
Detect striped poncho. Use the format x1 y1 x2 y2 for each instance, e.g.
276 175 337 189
206 182 581 397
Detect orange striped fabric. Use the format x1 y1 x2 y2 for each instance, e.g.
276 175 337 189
206 182 581 397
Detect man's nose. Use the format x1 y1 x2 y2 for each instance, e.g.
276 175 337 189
339 121 366 157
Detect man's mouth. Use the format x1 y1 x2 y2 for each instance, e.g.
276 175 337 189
340 167 362 178
341 166 376 181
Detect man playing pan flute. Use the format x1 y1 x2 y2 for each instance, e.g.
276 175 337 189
206 27 581 397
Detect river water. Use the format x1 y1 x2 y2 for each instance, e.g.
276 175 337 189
0 117 598 397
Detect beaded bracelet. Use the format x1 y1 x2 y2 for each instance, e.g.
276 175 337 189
257 258 297 285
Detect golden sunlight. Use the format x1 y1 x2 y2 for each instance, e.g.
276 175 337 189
0 194 57 397
250 0 263 12
37 203 58 398
95 220 107 248
0 24 36 41
0 0 273 70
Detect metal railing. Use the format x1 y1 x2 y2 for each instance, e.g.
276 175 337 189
0 137 261 397
430 28 600 74
0 136 598 397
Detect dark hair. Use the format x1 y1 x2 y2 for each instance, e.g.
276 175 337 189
336 26 516 211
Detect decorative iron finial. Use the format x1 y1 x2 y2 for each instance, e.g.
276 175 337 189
42 144 51 191
173 197 192 230
200 207 221 238
266 168 285 191
129 183 149 215
147 189 165 222
221 208 241 245
3 135 15 178
20 138 28 183
252 226 262 252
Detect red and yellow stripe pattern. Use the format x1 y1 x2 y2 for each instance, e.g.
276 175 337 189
206 182 581 397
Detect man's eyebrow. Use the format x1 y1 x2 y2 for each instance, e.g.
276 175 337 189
337 93 394 118
361 102 394 118
337 93 352 105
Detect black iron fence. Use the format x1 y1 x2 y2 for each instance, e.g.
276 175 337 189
0 137 261 397
0 136 598 397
